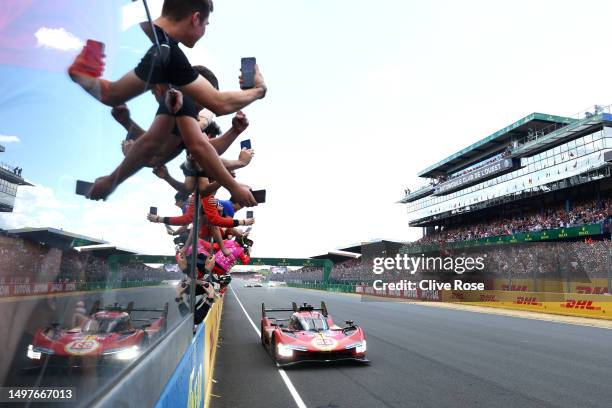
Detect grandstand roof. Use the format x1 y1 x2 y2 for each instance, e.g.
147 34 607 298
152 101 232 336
311 250 361 264
73 243 137 257
7 227 108 251
418 113 575 178
338 239 407 254
0 165 33 186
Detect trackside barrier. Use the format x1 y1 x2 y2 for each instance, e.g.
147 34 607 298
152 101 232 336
286 282 357 293
154 298 223 408
440 289 612 320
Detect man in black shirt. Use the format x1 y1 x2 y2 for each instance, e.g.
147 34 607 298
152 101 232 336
68 0 263 206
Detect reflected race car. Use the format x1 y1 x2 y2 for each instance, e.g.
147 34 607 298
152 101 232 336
27 301 168 368
261 302 368 367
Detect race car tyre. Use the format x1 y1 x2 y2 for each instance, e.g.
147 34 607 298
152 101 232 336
271 337 279 365
260 324 266 347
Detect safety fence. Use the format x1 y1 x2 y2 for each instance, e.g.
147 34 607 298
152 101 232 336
154 298 224 408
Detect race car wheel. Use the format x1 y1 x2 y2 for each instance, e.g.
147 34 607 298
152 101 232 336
260 324 266 347
271 337 279 364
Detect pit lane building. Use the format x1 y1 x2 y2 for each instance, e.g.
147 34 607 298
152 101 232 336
401 105 612 244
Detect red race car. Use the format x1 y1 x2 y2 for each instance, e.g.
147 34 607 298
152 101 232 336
27 301 168 368
261 301 368 367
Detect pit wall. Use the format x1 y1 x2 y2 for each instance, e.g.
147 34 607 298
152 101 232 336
154 298 224 408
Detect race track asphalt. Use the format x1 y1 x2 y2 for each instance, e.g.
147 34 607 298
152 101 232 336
1 285 182 408
211 279 612 408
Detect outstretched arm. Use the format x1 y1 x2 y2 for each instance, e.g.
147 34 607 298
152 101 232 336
88 115 175 200
176 116 256 207
208 111 249 154
179 65 266 116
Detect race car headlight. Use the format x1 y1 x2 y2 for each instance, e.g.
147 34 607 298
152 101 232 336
346 341 367 353
103 345 140 360
277 343 294 358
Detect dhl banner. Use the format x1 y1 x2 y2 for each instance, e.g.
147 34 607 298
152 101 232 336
490 279 610 295
441 289 612 320
204 298 223 408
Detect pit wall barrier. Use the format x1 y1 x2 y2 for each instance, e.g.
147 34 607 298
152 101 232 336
155 298 224 408
353 284 612 320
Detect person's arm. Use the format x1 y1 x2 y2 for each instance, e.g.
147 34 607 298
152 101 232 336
88 115 175 200
221 149 254 171
179 65 266 116
111 105 146 139
153 165 190 196
210 227 230 256
176 116 256 207
208 111 249 155
149 198 194 226
202 195 237 228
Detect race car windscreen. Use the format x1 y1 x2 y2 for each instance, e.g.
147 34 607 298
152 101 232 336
300 316 329 331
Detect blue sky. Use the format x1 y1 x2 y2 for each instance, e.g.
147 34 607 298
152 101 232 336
3 0 612 257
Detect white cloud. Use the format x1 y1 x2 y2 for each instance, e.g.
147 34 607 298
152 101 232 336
0 135 19 143
34 27 83 51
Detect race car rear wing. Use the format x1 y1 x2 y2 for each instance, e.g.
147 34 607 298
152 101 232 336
262 301 328 318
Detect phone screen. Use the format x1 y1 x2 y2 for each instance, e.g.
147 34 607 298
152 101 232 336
240 57 256 89
251 189 266 204
150 206 158 215
240 139 252 150
247 211 254 218
75 180 93 196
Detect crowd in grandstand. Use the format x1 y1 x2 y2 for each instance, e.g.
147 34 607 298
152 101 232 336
420 197 612 243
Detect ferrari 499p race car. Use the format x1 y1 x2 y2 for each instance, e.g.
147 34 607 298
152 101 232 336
261 301 368 367
27 301 168 368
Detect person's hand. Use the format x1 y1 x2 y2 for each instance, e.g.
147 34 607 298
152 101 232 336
121 139 134 156
165 88 183 114
152 165 169 180
165 225 175 235
221 247 231 257
230 185 257 207
205 253 215 272
231 111 249 133
251 65 267 98
88 175 116 201
238 149 254 167
244 218 255 226
111 104 131 126
147 213 161 223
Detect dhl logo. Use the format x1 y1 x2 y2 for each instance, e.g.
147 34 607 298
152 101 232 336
576 286 609 295
501 285 528 292
514 297 541 306
561 300 601 310
480 294 497 302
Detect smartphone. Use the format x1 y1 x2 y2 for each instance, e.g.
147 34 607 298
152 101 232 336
240 139 252 150
150 206 158 215
240 57 256 89
86 39 105 54
246 210 254 218
75 180 94 197
251 189 266 204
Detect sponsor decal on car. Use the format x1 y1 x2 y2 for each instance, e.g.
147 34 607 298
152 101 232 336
311 334 337 351
64 336 100 355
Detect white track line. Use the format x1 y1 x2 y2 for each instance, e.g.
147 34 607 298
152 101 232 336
229 285 307 408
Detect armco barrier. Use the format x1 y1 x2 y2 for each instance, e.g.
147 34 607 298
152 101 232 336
155 298 223 408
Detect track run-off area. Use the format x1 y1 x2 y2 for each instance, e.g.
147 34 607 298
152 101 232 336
212 278 612 408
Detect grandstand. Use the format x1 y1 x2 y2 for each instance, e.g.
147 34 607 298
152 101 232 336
0 143 32 212
401 105 612 246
